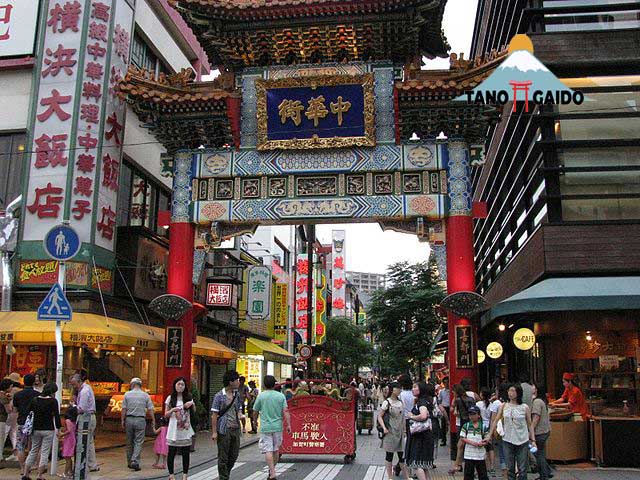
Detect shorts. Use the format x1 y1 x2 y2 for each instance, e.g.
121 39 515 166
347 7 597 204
16 428 30 453
259 431 283 453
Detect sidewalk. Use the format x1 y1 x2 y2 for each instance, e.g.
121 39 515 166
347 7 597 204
0 429 259 480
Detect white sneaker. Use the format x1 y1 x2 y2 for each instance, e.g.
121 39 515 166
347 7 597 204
4 454 17 461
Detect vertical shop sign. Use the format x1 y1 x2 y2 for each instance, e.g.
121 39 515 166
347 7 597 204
331 230 346 317
273 283 288 344
23 0 90 242
295 253 309 344
166 326 183 368
455 325 474 368
22 0 135 259
0 1 40 57
314 273 327 345
93 0 133 252
247 265 272 320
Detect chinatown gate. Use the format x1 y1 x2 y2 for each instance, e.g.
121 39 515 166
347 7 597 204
119 0 504 401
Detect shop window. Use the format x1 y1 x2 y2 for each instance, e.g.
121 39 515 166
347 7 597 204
0 132 26 210
118 160 171 236
541 0 640 32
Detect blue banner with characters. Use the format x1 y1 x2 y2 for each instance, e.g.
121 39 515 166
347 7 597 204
266 84 365 141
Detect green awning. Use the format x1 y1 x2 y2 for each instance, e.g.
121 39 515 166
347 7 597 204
482 277 640 327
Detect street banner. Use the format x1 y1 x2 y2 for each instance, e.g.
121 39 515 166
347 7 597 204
331 230 346 317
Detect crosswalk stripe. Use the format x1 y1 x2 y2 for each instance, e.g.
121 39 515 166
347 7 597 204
243 462 294 480
363 466 386 480
189 461 245 480
302 463 343 480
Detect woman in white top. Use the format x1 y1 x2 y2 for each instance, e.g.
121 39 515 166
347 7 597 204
165 377 195 480
489 384 536 480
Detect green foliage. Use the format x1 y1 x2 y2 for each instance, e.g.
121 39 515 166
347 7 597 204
367 259 446 377
323 316 374 382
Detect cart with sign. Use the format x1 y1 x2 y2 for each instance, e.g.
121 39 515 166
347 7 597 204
280 380 357 463
357 403 374 435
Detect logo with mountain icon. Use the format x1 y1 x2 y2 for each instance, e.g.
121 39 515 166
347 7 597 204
457 35 584 112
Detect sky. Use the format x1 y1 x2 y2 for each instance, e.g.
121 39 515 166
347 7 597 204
214 1 479 275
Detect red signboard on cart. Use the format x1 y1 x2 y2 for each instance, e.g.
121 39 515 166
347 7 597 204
281 394 356 457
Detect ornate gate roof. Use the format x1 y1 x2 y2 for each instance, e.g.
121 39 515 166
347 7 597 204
169 0 449 70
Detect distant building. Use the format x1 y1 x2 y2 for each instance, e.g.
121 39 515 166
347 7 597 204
347 271 386 295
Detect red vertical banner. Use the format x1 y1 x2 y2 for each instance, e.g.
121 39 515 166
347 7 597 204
295 253 309 344
331 230 346 317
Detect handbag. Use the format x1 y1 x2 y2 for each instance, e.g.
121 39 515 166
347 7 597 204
22 411 34 436
409 417 432 434
376 400 391 437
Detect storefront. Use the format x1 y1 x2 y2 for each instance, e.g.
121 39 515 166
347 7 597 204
237 337 294 390
480 277 640 466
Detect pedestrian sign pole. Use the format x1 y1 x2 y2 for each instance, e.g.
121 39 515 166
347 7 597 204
41 224 79 476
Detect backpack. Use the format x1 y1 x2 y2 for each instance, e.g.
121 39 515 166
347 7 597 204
458 395 475 422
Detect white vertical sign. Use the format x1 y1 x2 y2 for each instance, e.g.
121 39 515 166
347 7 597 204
331 230 346 317
93 0 133 251
24 0 90 242
247 265 272 320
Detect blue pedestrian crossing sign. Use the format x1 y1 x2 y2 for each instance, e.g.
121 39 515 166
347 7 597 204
37 283 72 322
43 225 80 261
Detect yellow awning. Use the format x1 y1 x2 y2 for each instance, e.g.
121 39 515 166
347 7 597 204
244 337 295 364
149 326 236 361
193 336 236 361
0 312 163 351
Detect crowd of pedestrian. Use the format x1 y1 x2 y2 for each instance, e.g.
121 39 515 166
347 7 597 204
370 373 552 480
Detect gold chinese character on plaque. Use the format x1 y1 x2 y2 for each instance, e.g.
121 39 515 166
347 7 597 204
330 96 351 126
305 95 329 127
278 99 305 126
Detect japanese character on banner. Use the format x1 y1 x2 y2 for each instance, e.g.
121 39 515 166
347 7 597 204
47 1 82 34
87 42 106 60
333 256 344 270
332 298 345 310
88 21 107 41
296 259 309 275
37 89 72 122
78 130 98 151
82 82 102 102
73 176 93 197
91 2 110 22
113 24 130 62
0 4 12 41
76 154 95 174
108 66 123 98
333 278 345 290
105 112 123 145
72 200 91 220
80 104 100 124
34 134 68 168
27 183 63 219
296 278 307 295
41 44 77 78
85 62 104 81
296 297 308 312
97 205 116 240
102 154 119 191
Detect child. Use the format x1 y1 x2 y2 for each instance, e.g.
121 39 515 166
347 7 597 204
59 406 78 479
460 405 489 480
152 416 169 468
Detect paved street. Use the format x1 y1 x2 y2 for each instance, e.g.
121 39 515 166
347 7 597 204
0 426 638 479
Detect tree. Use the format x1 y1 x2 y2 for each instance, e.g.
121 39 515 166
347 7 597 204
323 316 374 382
367 259 446 378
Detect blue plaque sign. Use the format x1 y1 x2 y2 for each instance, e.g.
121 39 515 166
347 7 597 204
256 74 375 150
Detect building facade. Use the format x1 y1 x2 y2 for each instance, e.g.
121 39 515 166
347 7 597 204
471 0 640 419
347 271 386 295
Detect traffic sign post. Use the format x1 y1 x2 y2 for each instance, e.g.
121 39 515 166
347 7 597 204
42 224 79 476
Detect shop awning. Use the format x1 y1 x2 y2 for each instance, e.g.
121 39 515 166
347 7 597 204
483 277 640 327
0 312 164 350
244 337 295 365
148 326 236 361
192 336 236 361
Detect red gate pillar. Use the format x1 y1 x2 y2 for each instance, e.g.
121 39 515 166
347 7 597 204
444 139 477 390
163 153 196 397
